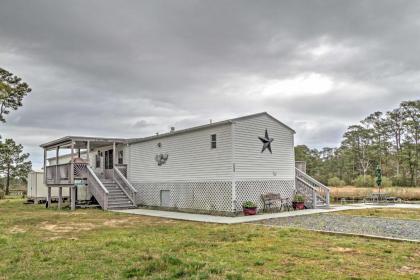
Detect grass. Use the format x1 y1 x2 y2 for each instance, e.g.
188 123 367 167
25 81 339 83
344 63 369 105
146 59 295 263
330 186 420 201
1 199 420 279
333 208 420 221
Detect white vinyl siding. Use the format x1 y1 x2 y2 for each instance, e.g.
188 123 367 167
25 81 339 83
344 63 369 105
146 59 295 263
128 124 233 182
233 114 295 180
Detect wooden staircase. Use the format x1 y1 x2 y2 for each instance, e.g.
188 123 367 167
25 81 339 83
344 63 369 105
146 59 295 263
295 168 330 209
102 181 136 210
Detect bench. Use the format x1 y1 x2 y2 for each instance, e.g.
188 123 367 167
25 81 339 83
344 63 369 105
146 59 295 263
261 193 292 212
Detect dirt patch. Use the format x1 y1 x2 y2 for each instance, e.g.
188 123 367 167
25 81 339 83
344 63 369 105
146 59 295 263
397 266 420 274
330 247 358 253
103 218 135 227
40 221 96 233
8 226 26 234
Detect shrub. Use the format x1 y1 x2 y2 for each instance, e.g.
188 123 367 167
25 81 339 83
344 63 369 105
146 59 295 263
327 177 346 187
391 175 409 187
242 201 256 208
381 176 393 188
293 194 304 202
0 190 4 199
352 175 375 188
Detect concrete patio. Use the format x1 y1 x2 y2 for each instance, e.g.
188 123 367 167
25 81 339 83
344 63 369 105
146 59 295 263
113 203 420 224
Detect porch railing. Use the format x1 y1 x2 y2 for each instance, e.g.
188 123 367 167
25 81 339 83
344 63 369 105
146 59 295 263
46 162 88 185
46 163 72 185
114 165 137 206
114 164 127 178
295 168 330 208
86 165 109 210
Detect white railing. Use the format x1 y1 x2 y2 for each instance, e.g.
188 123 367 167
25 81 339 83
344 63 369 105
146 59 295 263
114 164 127 178
295 168 330 208
113 166 137 206
87 166 109 210
46 163 72 185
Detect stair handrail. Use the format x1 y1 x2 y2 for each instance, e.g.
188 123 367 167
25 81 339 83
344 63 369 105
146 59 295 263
295 168 329 191
87 165 109 210
113 166 137 206
295 168 330 207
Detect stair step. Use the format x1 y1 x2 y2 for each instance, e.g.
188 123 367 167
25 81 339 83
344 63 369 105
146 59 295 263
108 206 136 210
108 198 131 203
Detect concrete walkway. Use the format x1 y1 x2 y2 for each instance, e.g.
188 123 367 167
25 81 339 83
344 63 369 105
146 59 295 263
113 203 420 224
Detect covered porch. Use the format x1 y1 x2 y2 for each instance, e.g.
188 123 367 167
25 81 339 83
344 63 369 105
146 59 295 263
40 136 129 210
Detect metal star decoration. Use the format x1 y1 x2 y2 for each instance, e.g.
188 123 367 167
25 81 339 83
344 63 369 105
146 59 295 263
258 129 274 153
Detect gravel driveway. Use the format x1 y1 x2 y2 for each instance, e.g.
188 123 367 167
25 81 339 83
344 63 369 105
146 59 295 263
254 213 420 241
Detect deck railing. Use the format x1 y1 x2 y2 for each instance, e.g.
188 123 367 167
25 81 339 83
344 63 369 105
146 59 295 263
114 165 137 205
114 164 127 178
295 168 330 208
46 163 72 185
86 165 109 210
46 162 88 185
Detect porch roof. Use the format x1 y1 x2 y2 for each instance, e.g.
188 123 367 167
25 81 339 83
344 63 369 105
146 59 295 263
40 136 127 150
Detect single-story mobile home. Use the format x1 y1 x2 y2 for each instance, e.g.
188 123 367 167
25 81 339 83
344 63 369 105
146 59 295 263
40 112 329 214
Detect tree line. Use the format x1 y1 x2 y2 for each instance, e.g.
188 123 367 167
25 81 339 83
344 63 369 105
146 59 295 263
0 67 32 195
295 100 420 187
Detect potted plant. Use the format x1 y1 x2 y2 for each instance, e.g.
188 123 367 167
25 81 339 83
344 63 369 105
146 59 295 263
292 194 305 210
242 201 257 215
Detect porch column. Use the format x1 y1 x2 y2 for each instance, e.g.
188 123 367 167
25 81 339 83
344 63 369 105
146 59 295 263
47 187 51 208
58 187 62 209
70 142 75 184
43 149 47 184
113 142 116 167
86 141 90 164
55 146 59 184
70 186 76 211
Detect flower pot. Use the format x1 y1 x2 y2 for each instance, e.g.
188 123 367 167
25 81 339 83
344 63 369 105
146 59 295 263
243 207 257 215
292 201 305 210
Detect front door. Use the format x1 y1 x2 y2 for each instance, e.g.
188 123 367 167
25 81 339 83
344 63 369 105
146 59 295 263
104 149 113 179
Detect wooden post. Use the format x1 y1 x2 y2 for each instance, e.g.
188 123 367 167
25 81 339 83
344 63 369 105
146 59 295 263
43 149 47 184
113 142 116 168
55 146 59 184
86 141 90 164
58 187 62 209
70 142 75 184
312 190 317 209
47 187 51 208
70 186 76 211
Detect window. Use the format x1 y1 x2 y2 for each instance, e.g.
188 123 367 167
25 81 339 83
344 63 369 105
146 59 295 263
118 151 123 164
95 154 100 168
211 134 217 149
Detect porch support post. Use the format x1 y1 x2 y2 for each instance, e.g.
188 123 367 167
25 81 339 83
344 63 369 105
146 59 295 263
70 142 75 184
113 142 116 168
47 187 51 208
58 187 62 209
86 141 90 163
43 149 47 184
55 146 59 184
70 186 76 211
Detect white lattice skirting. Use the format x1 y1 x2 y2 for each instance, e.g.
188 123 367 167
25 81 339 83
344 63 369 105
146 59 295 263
235 180 295 211
132 181 233 212
132 179 295 213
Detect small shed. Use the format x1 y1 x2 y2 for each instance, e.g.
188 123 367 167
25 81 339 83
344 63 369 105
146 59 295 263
27 170 70 203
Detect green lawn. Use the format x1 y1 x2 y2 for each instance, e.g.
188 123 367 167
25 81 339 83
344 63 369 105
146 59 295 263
334 207 420 221
1 200 419 279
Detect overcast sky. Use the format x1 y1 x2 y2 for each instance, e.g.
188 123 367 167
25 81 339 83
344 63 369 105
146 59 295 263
1 0 420 168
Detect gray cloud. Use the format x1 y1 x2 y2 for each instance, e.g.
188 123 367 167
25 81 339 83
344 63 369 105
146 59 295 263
1 0 419 168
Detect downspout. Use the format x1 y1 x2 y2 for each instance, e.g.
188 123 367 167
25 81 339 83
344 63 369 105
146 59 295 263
231 121 237 213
